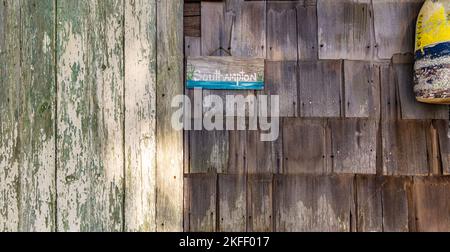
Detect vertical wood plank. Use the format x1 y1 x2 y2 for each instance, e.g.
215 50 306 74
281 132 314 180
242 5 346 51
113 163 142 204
274 175 355 232
329 119 377 174
297 1 318 60
283 118 328 174
201 1 225 56
57 0 124 231
184 174 217 232
373 0 424 59
218 174 246 232
247 174 273 232
124 0 157 232
267 1 298 60
381 177 410 232
228 130 247 175
190 130 229 174
247 130 283 175
355 176 383 232
435 120 450 175
317 0 373 60
298 60 342 117
156 0 184 231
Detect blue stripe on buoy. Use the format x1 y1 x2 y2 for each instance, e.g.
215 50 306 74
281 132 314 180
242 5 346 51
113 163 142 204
415 41 450 60
186 80 264 90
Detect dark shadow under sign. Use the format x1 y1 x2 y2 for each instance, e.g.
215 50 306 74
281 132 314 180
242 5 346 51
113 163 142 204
186 57 265 90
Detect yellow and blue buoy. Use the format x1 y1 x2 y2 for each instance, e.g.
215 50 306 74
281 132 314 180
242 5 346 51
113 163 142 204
414 0 450 104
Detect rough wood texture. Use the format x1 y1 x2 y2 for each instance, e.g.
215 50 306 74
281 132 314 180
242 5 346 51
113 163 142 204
184 174 217 232
156 0 184 232
373 0 424 59
267 1 298 60
247 174 273 232
201 1 225 56
298 60 342 117
344 61 380 118
190 130 229 174
283 118 329 174
247 130 283 174
382 120 430 176
435 120 450 175
394 63 448 120
1 0 56 232
228 131 247 174
230 1 266 57
218 175 247 232
274 175 355 232
297 2 318 60
329 119 377 174
413 177 450 231
124 0 157 232
317 0 373 60
264 61 298 117
57 0 124 232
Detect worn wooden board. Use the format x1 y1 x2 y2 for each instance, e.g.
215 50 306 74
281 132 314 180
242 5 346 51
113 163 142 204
218 175 247 232
274 175 355 232
264 61 298 117
297 2 318 60
355 176 410 232
230 1 266 57
247 130 283 175
413 177 450 231
1 0 56 232
373 0 424 59
184 16 201 38
382 120 430 176
201 1 225 56
317 0 373 60
283 118 329 174
156 0 184 232
394 63 448 120
124 0 157 232
379 62 400 120
190 130 229 174
298 60 342 117
329 119 377 174
228 130 247 175
247 174 273 232
267 1 298 60
344 61 379 118
184 174 217 232
186 57 265 90
434 120 450 175
57 0 124 232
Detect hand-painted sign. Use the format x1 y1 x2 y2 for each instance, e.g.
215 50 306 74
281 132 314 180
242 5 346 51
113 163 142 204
186 57 265 90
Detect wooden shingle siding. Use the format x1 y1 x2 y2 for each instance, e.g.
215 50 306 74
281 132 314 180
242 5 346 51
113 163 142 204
298 60 342 117
274 175 355 232
413 177 450 231
434 120 450 175
297 2 318 60
267 1 298 60
218 174 247 232
184 174 217 232
329 119 377 174
247 130 283 174
247 174 274 232
373 0 424 59
382 120 430 176
201 1 225 56
317 0 373 60
190 130 229 173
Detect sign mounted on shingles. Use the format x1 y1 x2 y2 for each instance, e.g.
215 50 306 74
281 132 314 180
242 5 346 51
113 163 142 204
186 57 265 90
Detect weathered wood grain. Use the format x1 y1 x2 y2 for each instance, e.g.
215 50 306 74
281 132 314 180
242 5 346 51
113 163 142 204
184 16 201 38
218 175 247 232
57 0 124 231
124 0 157 232
381 176 410 232
267 1 298 60
247 130 283 174
247 174 273 232
184 174 217 232
264 61 298 117
297 2 318 60
283 118 329 174
201 1 225 56
379 62 401 120
382 120 430 176
230 1 266 57
373 0 424 59
156 0 184 232
317 0 373 60
190 130 229 174
413 177 450 231
228 130 247 174
394 63 448 120
329 119 377 174
0 0 56 232
274 175 355 232
298 60 342 117
355 176 383 232
434 120 450 175
344 61 379 118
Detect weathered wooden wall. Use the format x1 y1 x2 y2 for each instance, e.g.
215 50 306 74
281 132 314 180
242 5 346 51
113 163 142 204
184 0 450 232
0 0 183 232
